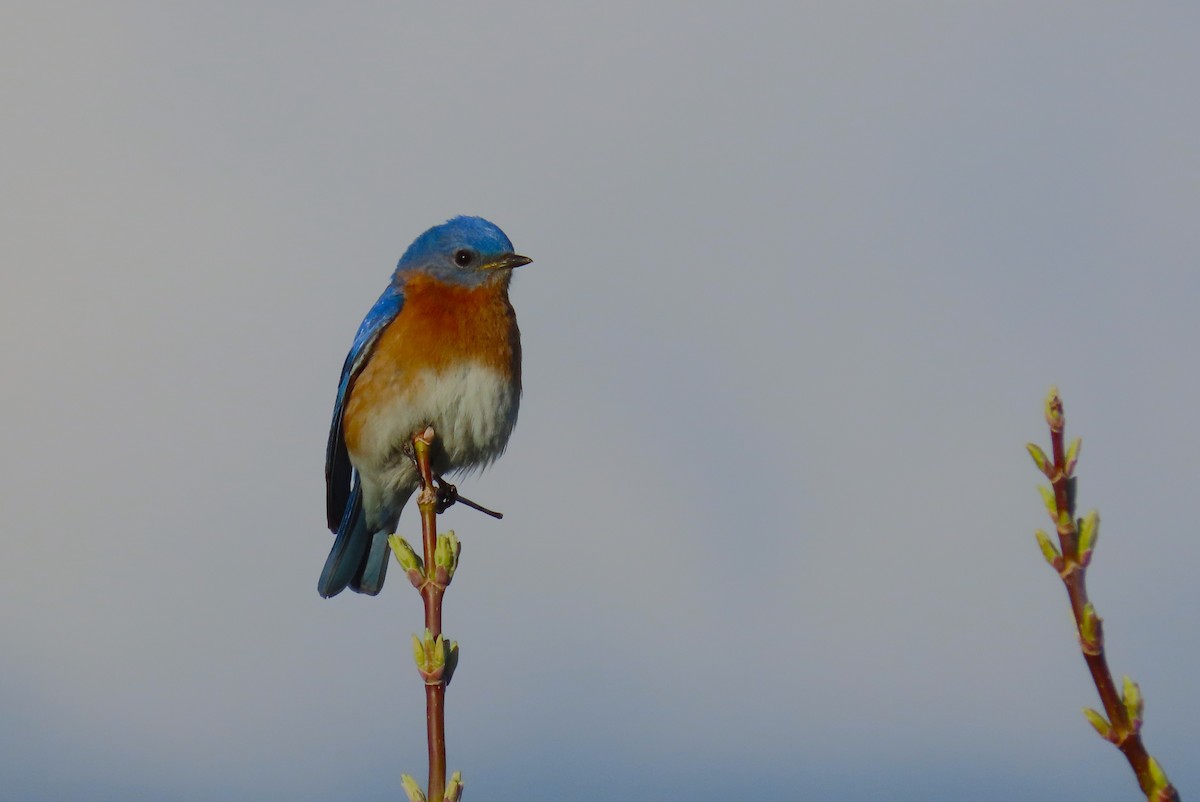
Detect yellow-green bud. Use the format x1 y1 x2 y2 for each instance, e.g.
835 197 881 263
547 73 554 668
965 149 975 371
1038 485 1057 522
1122 675 1143 730
445 771 464 802
1083 707 1112 741
401 773 427 802
1077 511 1098 565
1034 530 1062 571
1064 437 1081 476
1026 443 1051 477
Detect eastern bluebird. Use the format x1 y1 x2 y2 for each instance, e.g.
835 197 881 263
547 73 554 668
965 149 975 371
320 216 530 598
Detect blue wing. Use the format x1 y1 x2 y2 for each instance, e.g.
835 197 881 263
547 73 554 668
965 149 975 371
325 283 404 531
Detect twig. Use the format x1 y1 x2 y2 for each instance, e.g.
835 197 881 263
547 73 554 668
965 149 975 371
1028 388 1179 801
391 426 464 802
415 428 446 800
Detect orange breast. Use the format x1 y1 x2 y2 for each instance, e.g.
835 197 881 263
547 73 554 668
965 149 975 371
341 275 521 457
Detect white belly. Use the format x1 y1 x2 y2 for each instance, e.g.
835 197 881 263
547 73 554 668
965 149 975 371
351 360 520 495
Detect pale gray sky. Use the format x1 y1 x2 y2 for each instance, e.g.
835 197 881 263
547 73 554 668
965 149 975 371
2 3 1198 800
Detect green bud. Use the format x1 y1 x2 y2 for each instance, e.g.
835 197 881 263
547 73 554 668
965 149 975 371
1148 757 1170 792
1079 603 1102 653
1034 530 1062 571
1026 443 1051 477
1122 675 1144 730
424 629 437 660
389 535 425 588
412 630 450 684
1044 386 1064 431
389 534 421 571
1077 511 1098 565
445 771 464 802
411 634 426 670
1083 707 1112 741
401 773 427 802
434 531 461 585
431 634 447 671
1064 437 1081 477
433 536 450 568
1038 485 1058 522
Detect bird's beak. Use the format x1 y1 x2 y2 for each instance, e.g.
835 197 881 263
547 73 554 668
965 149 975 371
485 253 533 271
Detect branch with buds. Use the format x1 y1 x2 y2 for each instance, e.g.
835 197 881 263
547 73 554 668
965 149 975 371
1028 388 1179 801
390 426 465 802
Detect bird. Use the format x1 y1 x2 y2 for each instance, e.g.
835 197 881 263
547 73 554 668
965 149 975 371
320 216 530 598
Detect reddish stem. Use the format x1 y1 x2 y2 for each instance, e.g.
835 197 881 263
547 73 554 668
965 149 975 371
414 428 447 802
1044 395 1177 800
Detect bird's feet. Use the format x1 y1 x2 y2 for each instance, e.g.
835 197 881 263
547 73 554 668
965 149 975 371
434 474 504 519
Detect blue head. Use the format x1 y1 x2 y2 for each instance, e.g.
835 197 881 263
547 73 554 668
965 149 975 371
393 216 531 287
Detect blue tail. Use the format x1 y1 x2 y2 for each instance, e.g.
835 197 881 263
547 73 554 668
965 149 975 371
349 487 415 595
349 528 392 596
318 481 389 597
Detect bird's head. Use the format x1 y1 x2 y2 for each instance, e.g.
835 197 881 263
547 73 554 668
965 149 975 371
394 216 531 287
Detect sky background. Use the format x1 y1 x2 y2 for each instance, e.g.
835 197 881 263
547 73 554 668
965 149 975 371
2 3 1198 800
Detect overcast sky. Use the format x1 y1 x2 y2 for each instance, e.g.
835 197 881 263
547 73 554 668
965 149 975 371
2 3 1198 800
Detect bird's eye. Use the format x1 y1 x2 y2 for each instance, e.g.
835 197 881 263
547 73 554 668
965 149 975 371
453 249 474 267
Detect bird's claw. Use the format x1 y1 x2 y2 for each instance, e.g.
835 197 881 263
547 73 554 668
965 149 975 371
435 480 460 514
433 474 505 519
